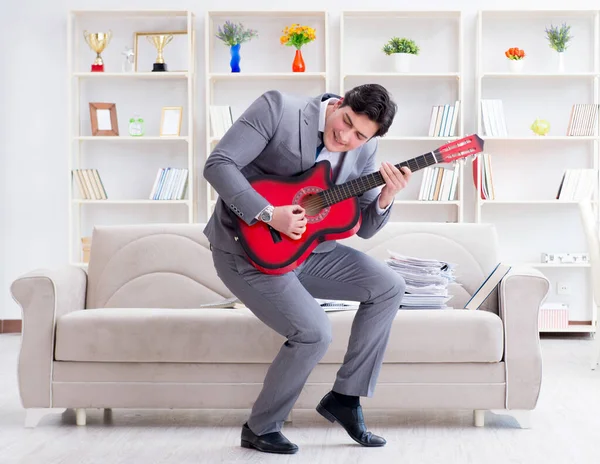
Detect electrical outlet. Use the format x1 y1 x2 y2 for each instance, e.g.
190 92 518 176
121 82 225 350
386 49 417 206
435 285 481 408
557 282 571 295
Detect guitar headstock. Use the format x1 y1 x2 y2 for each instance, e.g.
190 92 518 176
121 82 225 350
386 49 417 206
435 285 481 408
436 134 484 163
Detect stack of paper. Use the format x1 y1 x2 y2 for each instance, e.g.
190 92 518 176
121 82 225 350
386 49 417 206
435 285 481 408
385 251 457 309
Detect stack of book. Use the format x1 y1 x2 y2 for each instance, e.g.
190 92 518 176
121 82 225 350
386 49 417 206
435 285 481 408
427 101 460 137
149 168 189 200
73 169 107 200
567 104 599 136
385 251 457 309
481 99 508 137
209 105 234 139
472 153 495 200
557 168 597 200
418 164 459 201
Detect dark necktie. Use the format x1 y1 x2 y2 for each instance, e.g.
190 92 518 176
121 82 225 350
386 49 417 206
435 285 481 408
316 136 325 159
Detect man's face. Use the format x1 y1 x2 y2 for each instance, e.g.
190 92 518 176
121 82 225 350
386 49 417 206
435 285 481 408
323 100 379 153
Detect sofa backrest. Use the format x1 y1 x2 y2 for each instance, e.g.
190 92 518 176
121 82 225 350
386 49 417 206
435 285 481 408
338 222 501 314
85 224 234 310
85 222 501 314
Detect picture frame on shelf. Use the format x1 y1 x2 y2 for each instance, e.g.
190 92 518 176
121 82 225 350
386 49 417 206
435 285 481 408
160 106 183 136
134 30 188 72
89 102 119 136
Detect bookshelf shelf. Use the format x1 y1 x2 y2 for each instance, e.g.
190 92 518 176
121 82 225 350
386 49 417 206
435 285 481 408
523 262 591 268
208 72 327 80
343 72 460 79
72 200 191 205
341 10 464 223
481 72 597 78
204 10 330 217
75 136 189 142
476 9 599 333
482 136 597 141
68 9 196 265
394 200 461 205
73 72 190 79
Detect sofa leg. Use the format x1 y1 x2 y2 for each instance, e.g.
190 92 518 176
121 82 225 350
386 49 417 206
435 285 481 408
473 410 485 427
75 408 87 426
25 408 66 428
284 411 293 424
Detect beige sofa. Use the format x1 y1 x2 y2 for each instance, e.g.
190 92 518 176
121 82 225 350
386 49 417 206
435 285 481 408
10 222 550 429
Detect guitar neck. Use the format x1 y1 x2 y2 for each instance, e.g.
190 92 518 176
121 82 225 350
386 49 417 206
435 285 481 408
322 150 443 207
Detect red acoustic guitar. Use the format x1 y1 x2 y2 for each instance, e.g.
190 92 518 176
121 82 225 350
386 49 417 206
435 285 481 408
233 134 484 275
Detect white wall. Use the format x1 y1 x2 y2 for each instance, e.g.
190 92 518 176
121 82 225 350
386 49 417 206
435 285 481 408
2 0 597 319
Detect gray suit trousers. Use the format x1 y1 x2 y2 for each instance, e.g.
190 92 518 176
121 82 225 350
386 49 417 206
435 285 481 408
212 244 406 436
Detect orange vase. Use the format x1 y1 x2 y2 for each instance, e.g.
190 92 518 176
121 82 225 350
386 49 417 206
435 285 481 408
292 49 305 72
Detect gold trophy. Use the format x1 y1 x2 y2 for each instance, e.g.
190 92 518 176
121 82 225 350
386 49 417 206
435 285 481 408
146 34 173 72
84 30 112 72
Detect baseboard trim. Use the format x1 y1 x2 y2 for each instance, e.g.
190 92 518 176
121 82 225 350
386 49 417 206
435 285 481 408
0 320 22 334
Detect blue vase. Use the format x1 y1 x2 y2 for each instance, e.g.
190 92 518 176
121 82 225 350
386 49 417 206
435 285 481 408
230 44 241 73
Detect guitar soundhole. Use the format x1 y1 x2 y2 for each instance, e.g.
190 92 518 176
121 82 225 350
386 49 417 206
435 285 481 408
293 187 330 223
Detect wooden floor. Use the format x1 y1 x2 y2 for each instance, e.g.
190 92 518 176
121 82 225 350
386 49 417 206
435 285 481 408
1 333 599 464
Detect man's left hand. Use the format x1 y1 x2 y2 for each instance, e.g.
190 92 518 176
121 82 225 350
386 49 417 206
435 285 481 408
379 162 412 209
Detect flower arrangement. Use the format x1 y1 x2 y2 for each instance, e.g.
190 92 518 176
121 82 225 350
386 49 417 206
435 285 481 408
215 21 258 47
505 47 525 60
382 37 420 55
280 24 316 49
545 23 573 53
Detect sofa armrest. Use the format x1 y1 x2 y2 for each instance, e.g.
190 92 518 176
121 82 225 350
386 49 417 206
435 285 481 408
499 266 550 410
9 266 87 408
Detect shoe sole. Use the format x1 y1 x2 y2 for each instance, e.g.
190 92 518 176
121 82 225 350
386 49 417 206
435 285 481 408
241 439 299 454
316 403 386 448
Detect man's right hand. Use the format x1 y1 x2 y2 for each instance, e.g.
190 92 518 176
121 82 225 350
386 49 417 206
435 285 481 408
270 205 307 240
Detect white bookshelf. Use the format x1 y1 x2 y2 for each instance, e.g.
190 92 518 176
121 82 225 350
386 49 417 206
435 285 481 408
204 10 329 216
67 9 196 267
476 9 600 333
340 10 465 223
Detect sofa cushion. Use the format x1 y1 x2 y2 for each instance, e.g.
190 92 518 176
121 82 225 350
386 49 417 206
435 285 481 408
55 308 504 364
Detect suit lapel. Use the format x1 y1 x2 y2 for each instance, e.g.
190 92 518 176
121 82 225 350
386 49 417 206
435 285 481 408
300 98 320 172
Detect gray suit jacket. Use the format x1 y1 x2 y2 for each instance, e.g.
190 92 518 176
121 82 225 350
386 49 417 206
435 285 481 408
203 90 393 256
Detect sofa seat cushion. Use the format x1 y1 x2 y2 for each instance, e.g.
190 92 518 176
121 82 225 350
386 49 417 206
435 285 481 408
55 308 504 364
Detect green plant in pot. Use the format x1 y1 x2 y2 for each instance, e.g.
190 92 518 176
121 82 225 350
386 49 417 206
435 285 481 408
382 37 419 73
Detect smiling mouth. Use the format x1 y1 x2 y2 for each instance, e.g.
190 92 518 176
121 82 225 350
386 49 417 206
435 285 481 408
334 132 344 146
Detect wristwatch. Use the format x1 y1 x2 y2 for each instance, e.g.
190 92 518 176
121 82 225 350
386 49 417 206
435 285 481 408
258 205 275 223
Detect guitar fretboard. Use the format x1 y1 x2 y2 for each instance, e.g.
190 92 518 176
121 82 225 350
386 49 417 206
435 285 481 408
321 151 442 208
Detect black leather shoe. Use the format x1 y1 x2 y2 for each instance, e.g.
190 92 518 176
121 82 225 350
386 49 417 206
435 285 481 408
241 422 299 454
317 392 386 447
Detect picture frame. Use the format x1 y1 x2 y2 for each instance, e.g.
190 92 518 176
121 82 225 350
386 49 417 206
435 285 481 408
89 102 119 136
134 31 188 72
160 106 183 136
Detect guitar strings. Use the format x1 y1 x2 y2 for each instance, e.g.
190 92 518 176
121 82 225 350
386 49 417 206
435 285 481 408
297 141 479 212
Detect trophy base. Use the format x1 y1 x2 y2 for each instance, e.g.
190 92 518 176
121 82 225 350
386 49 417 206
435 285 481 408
91 64 104 72
152 62 167 72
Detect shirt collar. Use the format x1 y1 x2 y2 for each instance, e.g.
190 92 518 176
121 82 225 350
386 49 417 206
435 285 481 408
318 97 339 134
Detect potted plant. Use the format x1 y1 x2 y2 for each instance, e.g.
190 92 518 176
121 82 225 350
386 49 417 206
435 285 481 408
545 23 573 72
505 47 526 73
215 21 258 73
280 24 316 72
382 37 419 73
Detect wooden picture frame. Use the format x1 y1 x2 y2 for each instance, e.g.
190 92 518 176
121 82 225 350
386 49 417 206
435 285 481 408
160 106 183 136
89 102 119 136
133 31 188 72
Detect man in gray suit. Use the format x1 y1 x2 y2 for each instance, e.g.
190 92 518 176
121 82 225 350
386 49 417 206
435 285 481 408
204 84 411 454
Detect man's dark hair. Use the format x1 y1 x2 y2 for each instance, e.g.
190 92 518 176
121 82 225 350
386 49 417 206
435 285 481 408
340 84 397 137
